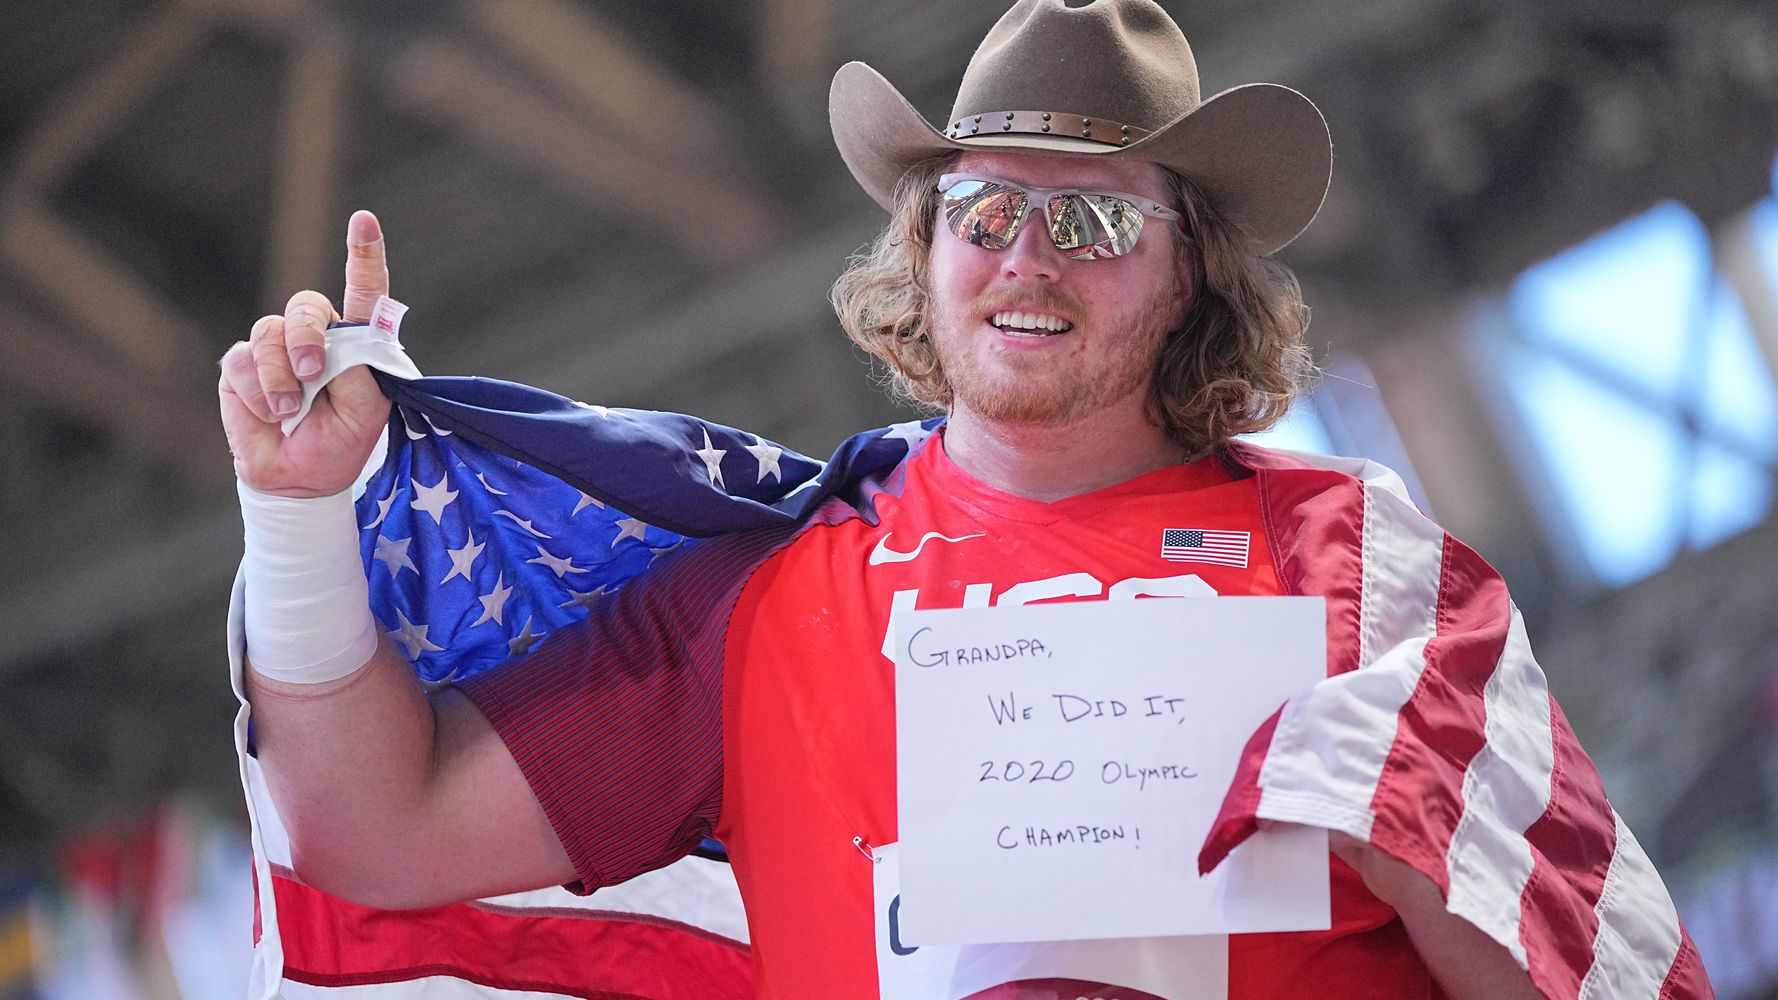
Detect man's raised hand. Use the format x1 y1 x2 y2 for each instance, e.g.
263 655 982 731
220 210 396 497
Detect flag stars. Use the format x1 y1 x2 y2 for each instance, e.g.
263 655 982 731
372 536 417 578
387 608 444 660
475 472 508 496
441 528 485 584
696 430 727 490
527 544 587 577
508 616 546 656
495 509 552 538
572 491 605 516
559 585 608 610
421 669 461 693
745 435 783 483
362 484 401 530
472 572 513 627
649 539 685 565
410 474 459 525
882 420 929 451
612 517 649 547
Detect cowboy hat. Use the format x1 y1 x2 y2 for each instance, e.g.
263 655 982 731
829 0 1332 255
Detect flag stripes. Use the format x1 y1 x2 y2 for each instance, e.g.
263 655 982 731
1200 442 1708 998
1660 933 1709 998
1256 478 1445 843
1441 609 1550 969
271 871 750 998
1365 532 1503 886
1575 814 1682 999
1518 696 1618 997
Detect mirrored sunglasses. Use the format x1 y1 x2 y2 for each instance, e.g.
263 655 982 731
937 172 1183 261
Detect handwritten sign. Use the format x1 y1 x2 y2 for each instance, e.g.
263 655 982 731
894 597 1329 946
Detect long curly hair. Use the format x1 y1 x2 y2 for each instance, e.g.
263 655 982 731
829 153 1314 453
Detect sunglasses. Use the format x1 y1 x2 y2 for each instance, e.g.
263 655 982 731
936 172 1183 261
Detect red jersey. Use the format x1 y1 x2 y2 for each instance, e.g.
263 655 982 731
463 431 1443 998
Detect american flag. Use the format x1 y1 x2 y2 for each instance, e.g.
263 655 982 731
1161 527 1250 567
232 328 1708 998
232 347 937 1000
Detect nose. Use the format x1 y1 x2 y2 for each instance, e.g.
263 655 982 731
1000 206 1064 283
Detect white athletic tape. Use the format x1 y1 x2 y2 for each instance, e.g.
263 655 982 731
237 481 380 684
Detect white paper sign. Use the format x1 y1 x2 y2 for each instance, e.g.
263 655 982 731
894 597 1329 946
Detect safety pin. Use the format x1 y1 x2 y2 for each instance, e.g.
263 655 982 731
853 835 882 863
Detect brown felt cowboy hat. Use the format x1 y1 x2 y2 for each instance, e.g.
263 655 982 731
829 0 1332 255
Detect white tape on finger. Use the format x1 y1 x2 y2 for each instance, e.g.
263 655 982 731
281 296 423 434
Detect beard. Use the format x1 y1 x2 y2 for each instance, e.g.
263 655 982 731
930 282 1178 428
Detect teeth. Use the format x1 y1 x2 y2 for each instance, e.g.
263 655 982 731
990 311 1073 334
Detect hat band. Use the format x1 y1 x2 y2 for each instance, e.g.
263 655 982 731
946 110 1152 147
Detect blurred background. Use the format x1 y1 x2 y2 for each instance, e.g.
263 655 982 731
1 0 1776 996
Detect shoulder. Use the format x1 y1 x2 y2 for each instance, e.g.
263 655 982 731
623 524 809 634
1220 441 1481 614
1221 441 1435 544
1222 440 1420 513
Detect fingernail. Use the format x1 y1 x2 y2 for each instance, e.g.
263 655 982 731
270 391 302 417
348 210 382 247
292 347 323 378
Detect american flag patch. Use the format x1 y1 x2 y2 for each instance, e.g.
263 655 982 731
1160 528 1250 568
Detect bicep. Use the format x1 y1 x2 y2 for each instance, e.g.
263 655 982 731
417 687 578 900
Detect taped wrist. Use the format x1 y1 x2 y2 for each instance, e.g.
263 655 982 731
238 480 379 683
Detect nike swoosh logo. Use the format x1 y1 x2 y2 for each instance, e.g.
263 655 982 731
868 531 985 566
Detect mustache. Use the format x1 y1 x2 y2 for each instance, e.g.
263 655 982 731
970 286 1085 321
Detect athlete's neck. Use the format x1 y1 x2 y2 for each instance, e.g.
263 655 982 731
941 393 1183 503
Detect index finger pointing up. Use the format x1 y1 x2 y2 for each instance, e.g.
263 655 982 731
341 209 389 324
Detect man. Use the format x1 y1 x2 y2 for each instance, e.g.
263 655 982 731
218 1 1707 997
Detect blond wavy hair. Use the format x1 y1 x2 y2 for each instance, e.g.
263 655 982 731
829 154 1313 453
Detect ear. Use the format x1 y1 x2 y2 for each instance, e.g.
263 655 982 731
1171 243 1199 329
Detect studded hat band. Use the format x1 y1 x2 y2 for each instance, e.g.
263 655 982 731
945 111 1152 147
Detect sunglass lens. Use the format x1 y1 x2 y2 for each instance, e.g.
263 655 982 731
1048 193 1145 260
942 181 1025 250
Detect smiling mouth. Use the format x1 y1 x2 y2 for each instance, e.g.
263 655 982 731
989 310 1074 337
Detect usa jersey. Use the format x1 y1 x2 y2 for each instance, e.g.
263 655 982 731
462 430 1445 999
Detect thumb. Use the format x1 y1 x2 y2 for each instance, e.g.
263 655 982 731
341 209 390 324
314 364 391 439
